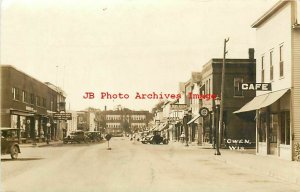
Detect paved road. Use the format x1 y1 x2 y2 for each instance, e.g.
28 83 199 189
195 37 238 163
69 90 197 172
1 137 299 192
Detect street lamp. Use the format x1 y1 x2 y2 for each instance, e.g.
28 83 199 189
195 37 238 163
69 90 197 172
46 123 51 145
215 96 221 155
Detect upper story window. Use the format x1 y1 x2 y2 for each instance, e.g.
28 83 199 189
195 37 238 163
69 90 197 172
12 87 20 101
36 96 41 106
22 91 28 103
30 93 35 105
279 45 284 77
270 51 273 81
234 78 243 97
42 98 47 108
261 56 265 82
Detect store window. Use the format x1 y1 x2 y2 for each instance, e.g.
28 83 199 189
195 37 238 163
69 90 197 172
270 114 278 143
11 115 18 129
280 111 290 145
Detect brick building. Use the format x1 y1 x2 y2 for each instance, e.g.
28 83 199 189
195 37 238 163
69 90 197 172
0 65 66 143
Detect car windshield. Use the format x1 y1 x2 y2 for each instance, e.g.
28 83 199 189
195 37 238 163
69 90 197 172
1 129 18 139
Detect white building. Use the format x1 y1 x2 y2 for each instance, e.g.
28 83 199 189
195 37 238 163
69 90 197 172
66 110 78 135
236 0 300 160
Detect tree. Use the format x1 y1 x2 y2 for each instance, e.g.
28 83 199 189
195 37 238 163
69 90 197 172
151 101 165 114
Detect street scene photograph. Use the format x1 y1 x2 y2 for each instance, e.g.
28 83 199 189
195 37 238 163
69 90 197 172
1 0 300 191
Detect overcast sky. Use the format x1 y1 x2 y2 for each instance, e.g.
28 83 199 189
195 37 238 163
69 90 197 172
1 0 278 111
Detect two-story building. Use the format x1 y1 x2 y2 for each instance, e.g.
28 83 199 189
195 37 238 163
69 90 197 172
235 0 300 160
1 65 66 143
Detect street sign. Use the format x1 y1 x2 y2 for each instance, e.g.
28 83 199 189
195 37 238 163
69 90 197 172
53 113 72 120
105 134 112 141
199 107 209 117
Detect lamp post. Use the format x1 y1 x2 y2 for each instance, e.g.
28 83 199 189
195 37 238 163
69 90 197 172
46 123 51 145
215 96 221 155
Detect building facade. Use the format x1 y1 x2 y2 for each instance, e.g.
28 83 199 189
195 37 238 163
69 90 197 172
200 51 256 146
1 65 66 143
97 108 152 136
236 1 300 160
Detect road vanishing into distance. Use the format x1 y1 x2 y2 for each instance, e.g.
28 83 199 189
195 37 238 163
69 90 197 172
1 137 299 192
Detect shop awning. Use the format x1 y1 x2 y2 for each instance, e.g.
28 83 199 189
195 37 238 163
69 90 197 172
234 88 289 113
187 114 201 125
158 122 168 131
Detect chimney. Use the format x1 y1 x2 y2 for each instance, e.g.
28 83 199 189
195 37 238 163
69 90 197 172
248 48 255 60
104 106 107 111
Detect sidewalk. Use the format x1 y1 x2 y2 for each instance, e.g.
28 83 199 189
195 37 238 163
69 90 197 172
169 141 300 185
213 149 300 185
19 140 63 148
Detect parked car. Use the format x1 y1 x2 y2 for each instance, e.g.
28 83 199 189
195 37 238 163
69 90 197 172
141 131 168 145
86 131 102 142
1 127 21 159
63 130 89 144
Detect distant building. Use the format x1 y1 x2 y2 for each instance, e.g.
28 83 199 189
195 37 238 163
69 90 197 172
97 108 152 136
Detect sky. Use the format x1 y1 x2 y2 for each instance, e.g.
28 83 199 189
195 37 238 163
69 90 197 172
0 0 278 111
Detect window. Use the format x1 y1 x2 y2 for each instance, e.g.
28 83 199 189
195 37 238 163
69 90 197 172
42 98 46 108
234 78 243 97
12 87 20 100
30 93 35 105
36 96 40 106
279 45 284 77
22 91 28 103
280 111 290 145
261 56 265 82
270 51 273 81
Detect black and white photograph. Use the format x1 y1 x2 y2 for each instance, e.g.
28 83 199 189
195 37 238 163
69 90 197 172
1 0 300 191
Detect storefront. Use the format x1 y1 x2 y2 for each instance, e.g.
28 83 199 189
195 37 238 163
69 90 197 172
235 88 291 160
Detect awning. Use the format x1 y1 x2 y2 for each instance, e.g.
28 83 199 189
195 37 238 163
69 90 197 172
234 88 289 113
187 114 201 125
158 122 168 131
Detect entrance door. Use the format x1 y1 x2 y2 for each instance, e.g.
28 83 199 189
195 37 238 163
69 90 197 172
269 114 278 155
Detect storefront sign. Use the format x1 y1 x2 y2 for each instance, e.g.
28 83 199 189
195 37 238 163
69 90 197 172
53 113 72 120
170 104 187 111
224 138 254 150
241 83 271 91
25 106 37 112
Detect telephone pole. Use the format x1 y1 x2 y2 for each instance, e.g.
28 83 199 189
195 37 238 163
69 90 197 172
219 38 229 148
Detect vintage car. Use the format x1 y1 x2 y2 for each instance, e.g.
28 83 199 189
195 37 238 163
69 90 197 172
141 131 168 145
63 130 89 144
86 131 102 142
1 127 21 159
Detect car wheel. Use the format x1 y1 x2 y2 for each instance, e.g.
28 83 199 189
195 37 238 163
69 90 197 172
10 145 19 159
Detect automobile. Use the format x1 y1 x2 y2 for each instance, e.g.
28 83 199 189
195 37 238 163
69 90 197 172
63 130 89 144
86 131 102 142
1 127 21 159
141 131 168 145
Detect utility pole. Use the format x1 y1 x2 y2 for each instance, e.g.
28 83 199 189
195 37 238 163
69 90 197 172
219 38 229 148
